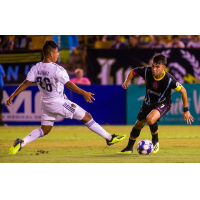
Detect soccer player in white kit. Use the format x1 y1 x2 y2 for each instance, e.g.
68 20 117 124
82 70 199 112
7 40 126 154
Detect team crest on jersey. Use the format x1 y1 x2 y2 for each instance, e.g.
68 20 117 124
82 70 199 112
153 82 158 89
71 104 76 108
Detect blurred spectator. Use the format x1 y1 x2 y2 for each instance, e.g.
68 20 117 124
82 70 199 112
102 35 115 42
149 35 166 48
180 35 191 46
110 35 127 49
0 64 5 126
14 35 32 50
70 69 91 85
187 35 200 48
138 35 149 48
161 35 172 44
0 35 14 51
166 35 185 48
128 36 139 49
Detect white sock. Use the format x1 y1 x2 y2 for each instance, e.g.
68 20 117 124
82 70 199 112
85 119 112 140
21 128 44 147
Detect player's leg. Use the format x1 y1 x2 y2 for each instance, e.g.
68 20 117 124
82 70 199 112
21 124 53 147
146 109 160 144
8 107 55 155
61 99 126 145
80 111 126 145
146 109 161 154
8 124 53 155
119 119 146 153
81 112 111 140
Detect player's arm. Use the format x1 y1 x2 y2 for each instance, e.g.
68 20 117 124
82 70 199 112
122 67 146 89
178 86 194 124
65 81 95 103
122 70 134 89
6 80 31 106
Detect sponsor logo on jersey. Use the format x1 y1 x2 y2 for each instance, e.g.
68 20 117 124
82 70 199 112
147 89 161 97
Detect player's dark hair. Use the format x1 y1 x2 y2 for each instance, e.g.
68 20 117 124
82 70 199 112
43 40 59 56
152 53 167 66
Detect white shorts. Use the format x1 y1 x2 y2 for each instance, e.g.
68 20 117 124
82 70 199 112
41 98 86 126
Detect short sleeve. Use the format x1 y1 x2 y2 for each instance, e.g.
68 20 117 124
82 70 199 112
26 65 37 82
170 75 182 92
55 66 70 85
132 66 146 78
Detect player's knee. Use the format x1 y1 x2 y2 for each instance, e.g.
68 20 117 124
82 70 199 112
81 112 92 123
41 126 52 135
85 112 92 120
43 131 49 136
146 117 155 125
42 129 50 135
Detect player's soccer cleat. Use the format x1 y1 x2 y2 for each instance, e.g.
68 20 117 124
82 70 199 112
117 147 133 154
8 138 23 155
152 141 159 154
106 134 126 146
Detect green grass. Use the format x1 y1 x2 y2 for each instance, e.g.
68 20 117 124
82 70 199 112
0 125 200 163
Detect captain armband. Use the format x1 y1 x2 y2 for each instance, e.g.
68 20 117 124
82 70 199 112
174 82 183 92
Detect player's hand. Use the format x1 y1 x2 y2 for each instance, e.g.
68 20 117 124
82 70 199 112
122 81 129 89
183 111 194 125
6 95 14 107
83 91 95 103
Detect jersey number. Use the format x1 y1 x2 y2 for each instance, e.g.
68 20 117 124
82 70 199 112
36 77 52 92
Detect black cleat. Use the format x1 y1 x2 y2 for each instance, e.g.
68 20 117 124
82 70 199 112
118 147 133 154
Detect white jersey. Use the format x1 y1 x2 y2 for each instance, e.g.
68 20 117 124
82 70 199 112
26 62 70 103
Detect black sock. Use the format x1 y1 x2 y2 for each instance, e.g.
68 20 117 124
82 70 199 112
149 122 159 145
126 127 141 150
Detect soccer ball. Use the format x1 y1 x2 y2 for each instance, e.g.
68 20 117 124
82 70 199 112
137 139 153 155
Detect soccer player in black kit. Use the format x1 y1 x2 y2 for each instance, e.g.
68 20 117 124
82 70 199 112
119 53 193 154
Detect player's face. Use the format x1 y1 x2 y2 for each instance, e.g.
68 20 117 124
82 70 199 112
51 48 59 62
152 63 165 77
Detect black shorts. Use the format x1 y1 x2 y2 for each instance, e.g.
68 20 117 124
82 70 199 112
137 101 171 121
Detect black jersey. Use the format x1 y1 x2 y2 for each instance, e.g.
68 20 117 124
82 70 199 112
133 66 182 105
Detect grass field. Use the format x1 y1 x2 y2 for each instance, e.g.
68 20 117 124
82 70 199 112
0 125 200 163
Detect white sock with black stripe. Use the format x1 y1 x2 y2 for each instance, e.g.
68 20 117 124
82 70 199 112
85 119 112 140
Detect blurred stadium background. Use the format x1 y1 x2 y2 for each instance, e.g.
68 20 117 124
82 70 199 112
1 35 200 126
